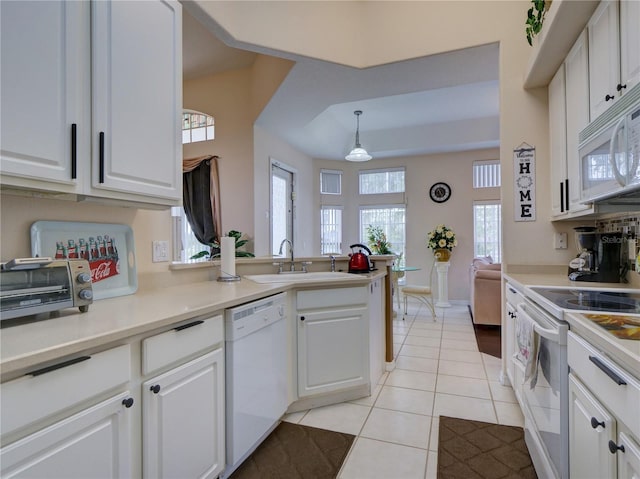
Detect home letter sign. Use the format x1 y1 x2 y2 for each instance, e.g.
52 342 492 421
514 144 536 222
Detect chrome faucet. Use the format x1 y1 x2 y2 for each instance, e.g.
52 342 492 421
278 239 295 271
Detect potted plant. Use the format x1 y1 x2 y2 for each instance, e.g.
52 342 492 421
366 225 394 255
190 230 255 260
525 0 548 46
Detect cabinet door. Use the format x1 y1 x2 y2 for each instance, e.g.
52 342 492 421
143 348 224 479
617 431 640 479
91 0 182 204
588 0 620 120
565 31 593 213
0 0 89 191
0 392 132 478
620 0 640 94
568 374 616 479
298 307 369 397
549 65 567 217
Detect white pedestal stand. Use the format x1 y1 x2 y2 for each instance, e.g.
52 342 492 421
435 261 451 307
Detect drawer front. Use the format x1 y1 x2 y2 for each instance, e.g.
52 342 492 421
568 331 640 438
1 344 130 437
142 315 223 375
297 286 368 310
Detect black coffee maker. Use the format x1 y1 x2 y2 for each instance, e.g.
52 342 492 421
568 227 623 282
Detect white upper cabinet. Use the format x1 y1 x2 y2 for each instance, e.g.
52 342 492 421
0 1 89 192
0 0 182 208
588 0 640 121
564 31 592 213
549 65 568 217
91 1 182 203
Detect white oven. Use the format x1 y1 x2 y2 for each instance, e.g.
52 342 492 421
515 299 569 479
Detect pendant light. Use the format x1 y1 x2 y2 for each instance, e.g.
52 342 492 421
345 110 372 162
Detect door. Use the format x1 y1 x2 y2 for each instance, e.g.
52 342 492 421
516 301 569 479
0 0 89 191
620 0 640 96
143 349 224 479
297 307 369 397
568 374 616 479
588 0 620 120
91 0 182 201
0 392 132 478
617 431 640 479
565 31 592 213
271 161 295 255
549 64 568 216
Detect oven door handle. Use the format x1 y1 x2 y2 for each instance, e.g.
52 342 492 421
517 303 560 343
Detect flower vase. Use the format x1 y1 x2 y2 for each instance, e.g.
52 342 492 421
435 248 451 262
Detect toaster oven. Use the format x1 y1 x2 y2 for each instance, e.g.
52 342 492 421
0 258 93 320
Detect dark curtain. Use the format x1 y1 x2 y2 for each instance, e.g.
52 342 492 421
182 155 222 247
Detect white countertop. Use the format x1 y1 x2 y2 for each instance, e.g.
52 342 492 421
504 272 640 378
1 271 384 379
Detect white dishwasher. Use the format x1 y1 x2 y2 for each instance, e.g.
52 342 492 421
223 292 288 477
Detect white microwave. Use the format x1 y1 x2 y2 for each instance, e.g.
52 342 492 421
579 84 640 204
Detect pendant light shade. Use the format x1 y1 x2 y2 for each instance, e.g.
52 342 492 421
345 110 372 162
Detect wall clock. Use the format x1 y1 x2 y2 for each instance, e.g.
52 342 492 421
429 182 451 203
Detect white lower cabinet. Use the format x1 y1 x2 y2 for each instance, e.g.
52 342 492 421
0 391 133 478
568 331 640 478
143 348 225 479
296 286 369 398
569 374 616 478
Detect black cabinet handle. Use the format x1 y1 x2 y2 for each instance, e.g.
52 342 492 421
99 131 105 183
590 417 605 429
173 320 204 332
605 94 615 102
617 83 627 92
565 179 569 211
71 123 77 179
589 355 627 385
122 397 134 408
608 440 625 454
560 182 565 212
300 316 305 321
29 356 91 377
150 384 161 394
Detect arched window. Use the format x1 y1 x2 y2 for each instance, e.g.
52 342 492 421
182 110 215 144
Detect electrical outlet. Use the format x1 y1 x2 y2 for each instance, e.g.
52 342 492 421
554 232 568 249
152 240 169 262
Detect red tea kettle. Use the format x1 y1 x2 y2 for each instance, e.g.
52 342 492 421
348 243 372 273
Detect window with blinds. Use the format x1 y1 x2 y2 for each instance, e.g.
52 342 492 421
473 160 501 188
320 206 343 254
359 168 405 194
321 169 342 195
359 206 405 267
473 201 502 262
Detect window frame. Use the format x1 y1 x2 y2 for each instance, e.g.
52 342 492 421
473 200 502 262
358 167 406 195
320 205 343 255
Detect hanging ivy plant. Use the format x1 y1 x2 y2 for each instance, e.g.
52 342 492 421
525 0 547 46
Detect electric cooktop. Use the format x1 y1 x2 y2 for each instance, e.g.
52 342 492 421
529 288 640 314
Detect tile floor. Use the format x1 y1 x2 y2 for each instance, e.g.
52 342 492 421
283 301 524 479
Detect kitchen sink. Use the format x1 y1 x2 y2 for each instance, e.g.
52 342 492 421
244 272 363 284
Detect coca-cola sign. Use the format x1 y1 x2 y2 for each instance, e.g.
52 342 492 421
90 259 119 283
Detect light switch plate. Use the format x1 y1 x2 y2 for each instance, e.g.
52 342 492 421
152 240 169 262
554 232 568 249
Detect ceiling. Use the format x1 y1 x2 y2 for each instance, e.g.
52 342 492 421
182 9 500 161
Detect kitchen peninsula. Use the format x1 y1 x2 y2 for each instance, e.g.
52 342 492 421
0 264 388 478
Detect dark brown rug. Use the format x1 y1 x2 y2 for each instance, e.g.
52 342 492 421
229 421 355 479
468 305 501 358
437 416 537 479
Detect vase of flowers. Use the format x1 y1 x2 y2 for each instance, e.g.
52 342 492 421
427 224 457 261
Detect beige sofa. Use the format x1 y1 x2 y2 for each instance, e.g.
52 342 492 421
469 257 502 325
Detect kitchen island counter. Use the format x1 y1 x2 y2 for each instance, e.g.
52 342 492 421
1 271 385 380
